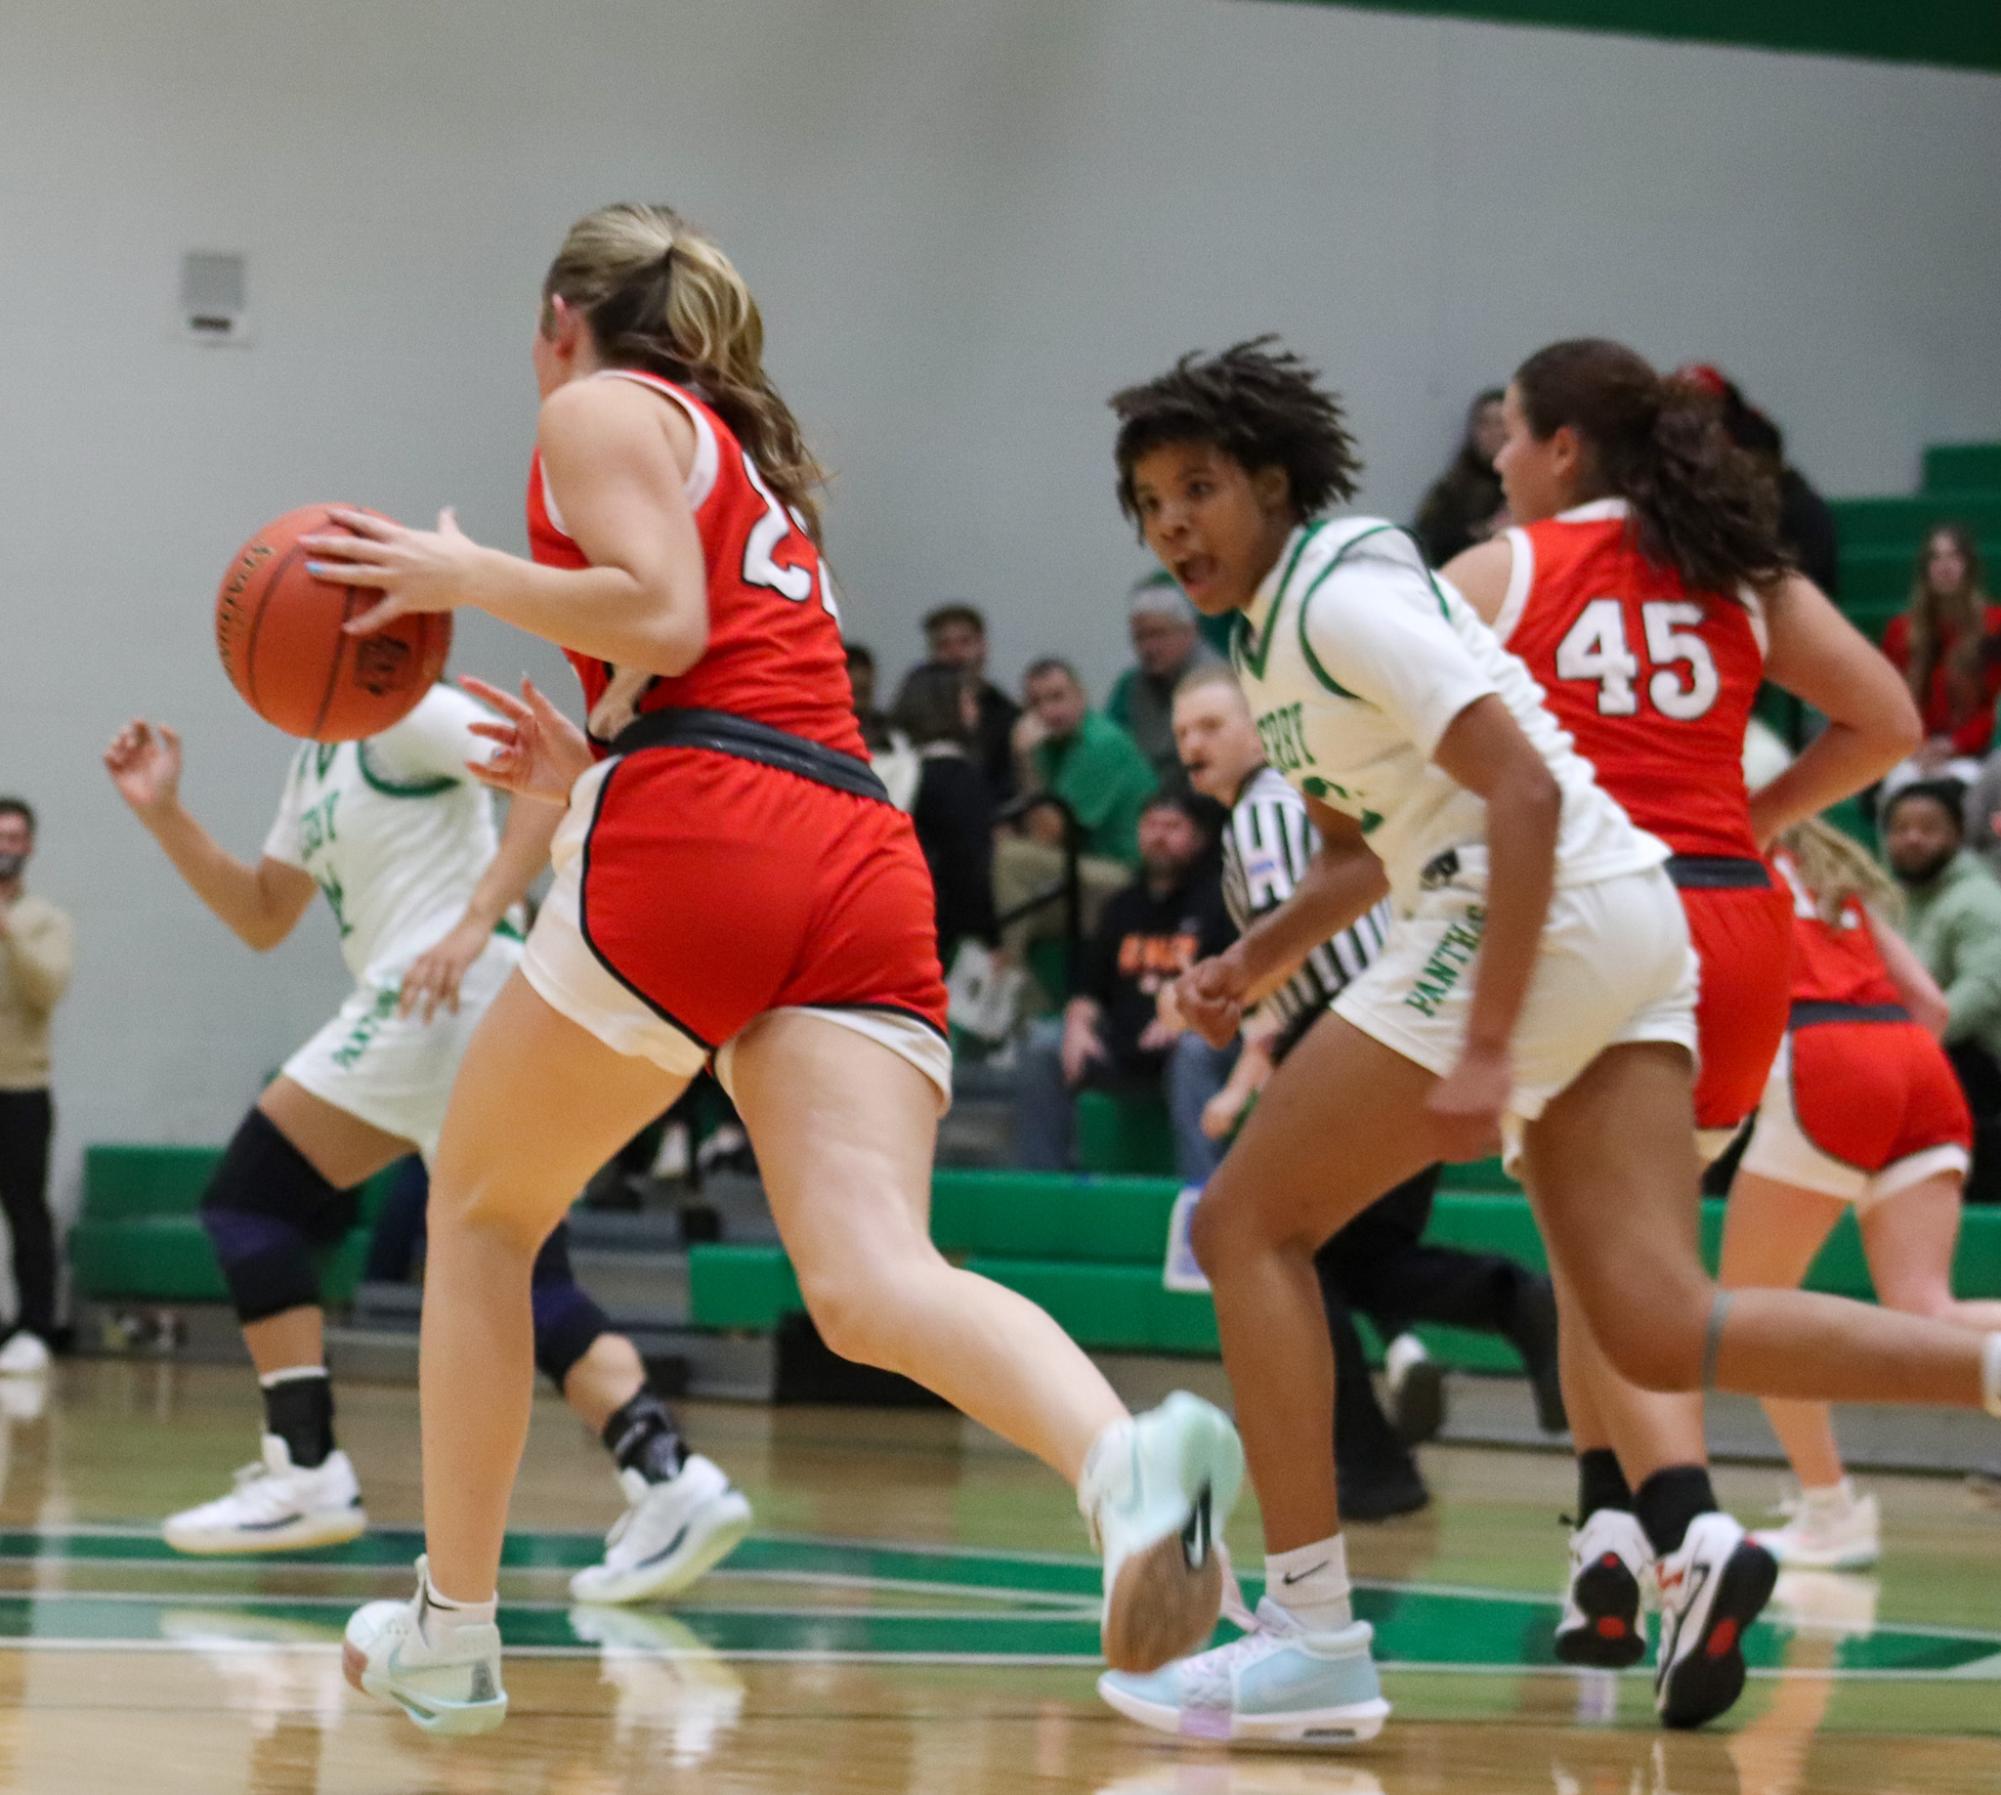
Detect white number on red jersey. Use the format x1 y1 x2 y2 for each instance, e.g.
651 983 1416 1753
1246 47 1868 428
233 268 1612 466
1556 598 1719 721
739 451 837 619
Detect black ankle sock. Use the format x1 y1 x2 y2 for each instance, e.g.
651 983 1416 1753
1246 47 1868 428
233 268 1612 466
1576 1448 1633 1522
602 1388 688 1484
1635 1465 1717 1556
262 1370 335 1470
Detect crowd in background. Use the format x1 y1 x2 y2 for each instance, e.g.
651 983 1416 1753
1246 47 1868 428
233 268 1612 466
6 376 2001 1366
841 375 2001 1195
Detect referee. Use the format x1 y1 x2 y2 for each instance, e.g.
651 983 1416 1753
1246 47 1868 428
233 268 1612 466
1172 668 1565 1518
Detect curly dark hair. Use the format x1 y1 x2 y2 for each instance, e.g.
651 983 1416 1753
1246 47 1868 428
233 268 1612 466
1513 338 1787 595
1111 337 1362 527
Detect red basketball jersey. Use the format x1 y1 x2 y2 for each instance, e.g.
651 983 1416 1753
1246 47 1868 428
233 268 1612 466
1497 499 1765 860
1772 849 1902 1008
525 369 866 758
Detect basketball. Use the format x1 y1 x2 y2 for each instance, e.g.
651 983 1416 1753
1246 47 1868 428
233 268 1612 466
213 504 451 741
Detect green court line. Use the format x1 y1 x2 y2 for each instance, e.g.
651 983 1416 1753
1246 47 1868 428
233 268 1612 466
0 1527 1994 1677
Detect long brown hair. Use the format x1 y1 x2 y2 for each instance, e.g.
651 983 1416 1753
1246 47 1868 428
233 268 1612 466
542 203 827 539
1902 521 1992 722
1513 338 1787 595
1778 815 1903 927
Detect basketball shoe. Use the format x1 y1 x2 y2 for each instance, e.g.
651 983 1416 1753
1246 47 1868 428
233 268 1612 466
343 1555 506 1736
1752 1481 1880 1572
1098 1596 1390 1745
569 1454 753 1605
162 1435 366 1555
1652 1511 1777 1729
1081 1392 1245 1673
1554 1507 1652 1670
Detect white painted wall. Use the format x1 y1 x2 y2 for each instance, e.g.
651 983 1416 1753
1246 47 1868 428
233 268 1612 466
3 0 1998 1221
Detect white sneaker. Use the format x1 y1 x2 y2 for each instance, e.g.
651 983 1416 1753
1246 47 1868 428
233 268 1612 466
1098 1596 1390 1745
343 1555 505 1736
1752 1483 1880 1571
1081 1392 1245 1674
162 1435 367 1555
1653 1512 1777 1729
1553 1508 1652 1670
1385 1334 1445 1446
569 1454 753 1605
0 1333 50 1376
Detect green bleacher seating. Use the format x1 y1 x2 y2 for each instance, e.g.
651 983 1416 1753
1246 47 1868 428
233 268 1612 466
1830 440 2001 642
1922 443 2001 495
688 1167 2001 1369
1074 1089 1177 1177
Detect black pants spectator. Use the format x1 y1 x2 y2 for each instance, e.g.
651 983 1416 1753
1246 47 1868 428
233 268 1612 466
1314 1168 1533 1340
0 1089 56 1339
1313 1166 1557 1504
1948 1042 2001 1205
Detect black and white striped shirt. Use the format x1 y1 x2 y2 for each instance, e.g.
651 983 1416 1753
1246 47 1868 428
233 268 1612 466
1221 766 1392 1046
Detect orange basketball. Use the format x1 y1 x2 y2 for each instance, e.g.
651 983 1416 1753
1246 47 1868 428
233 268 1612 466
214 504 452 741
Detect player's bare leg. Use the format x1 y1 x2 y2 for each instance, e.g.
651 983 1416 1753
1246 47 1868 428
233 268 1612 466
1102 1016 1445 1745
163 1079 406 1559
1724 1169 2001 1568
417 975 688 1601
344 975 684 1735
1522 1041 1996 1725
729 1010 1241 1673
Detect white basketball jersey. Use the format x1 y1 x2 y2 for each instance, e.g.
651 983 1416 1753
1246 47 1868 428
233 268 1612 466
1229 518 1664 909
263 684 504 984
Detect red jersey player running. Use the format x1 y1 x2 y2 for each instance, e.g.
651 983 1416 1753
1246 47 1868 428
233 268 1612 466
1443 338 1918 1722
1722 818 2001 1569
305 204 1242 1736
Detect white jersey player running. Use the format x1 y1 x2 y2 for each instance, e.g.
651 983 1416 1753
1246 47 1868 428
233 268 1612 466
105 684 750 1602
1097 339 2001 1745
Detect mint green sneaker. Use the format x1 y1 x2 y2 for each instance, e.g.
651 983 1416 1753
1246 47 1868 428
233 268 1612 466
1081 1392 1245 1673
342 1556 507 1737
1098 1597 1391 1745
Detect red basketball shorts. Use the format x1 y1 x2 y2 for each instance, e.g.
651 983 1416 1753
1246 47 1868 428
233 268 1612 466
1680 880 1794 1158
1741 1019 1971 1209
523 748 950 1105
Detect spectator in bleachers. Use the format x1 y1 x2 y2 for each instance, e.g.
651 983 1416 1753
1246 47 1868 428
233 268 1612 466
993 658 1157 975
1412 388 1507 566
1880 524 2001 797
1011 792 1236 1184
846 642 919 810
922 602 1019 802
1106 577 1222 785
891 662 997 964
0 796 71 1375
1678 364 1841 597
1884 778 2001 1200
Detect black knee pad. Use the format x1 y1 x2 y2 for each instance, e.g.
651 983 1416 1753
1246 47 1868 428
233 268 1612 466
200 1109 360 1324
530 1221 612 1388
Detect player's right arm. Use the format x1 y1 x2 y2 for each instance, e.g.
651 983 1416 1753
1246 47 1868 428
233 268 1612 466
1175 800 1389 1045
315 380 712 676
103 721 316 952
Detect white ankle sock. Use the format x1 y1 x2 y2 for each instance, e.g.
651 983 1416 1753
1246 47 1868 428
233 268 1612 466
420 1581 497 1645
1800 1477 1856 1515
1265 1534 1352 1631
1078 1415 1133 1529
1982 1335 2001 1420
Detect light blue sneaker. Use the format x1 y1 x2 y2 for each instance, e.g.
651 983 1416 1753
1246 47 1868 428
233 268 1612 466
342 1556 507 1737
1081 1392 1245 1673
1098 1597 1391 1745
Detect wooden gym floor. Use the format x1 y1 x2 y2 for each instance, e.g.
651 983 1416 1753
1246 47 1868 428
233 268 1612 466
0 1360 1994 1793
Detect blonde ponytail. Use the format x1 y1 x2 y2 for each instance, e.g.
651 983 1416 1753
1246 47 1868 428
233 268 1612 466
1778 816 1903 927
543 203 827 539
